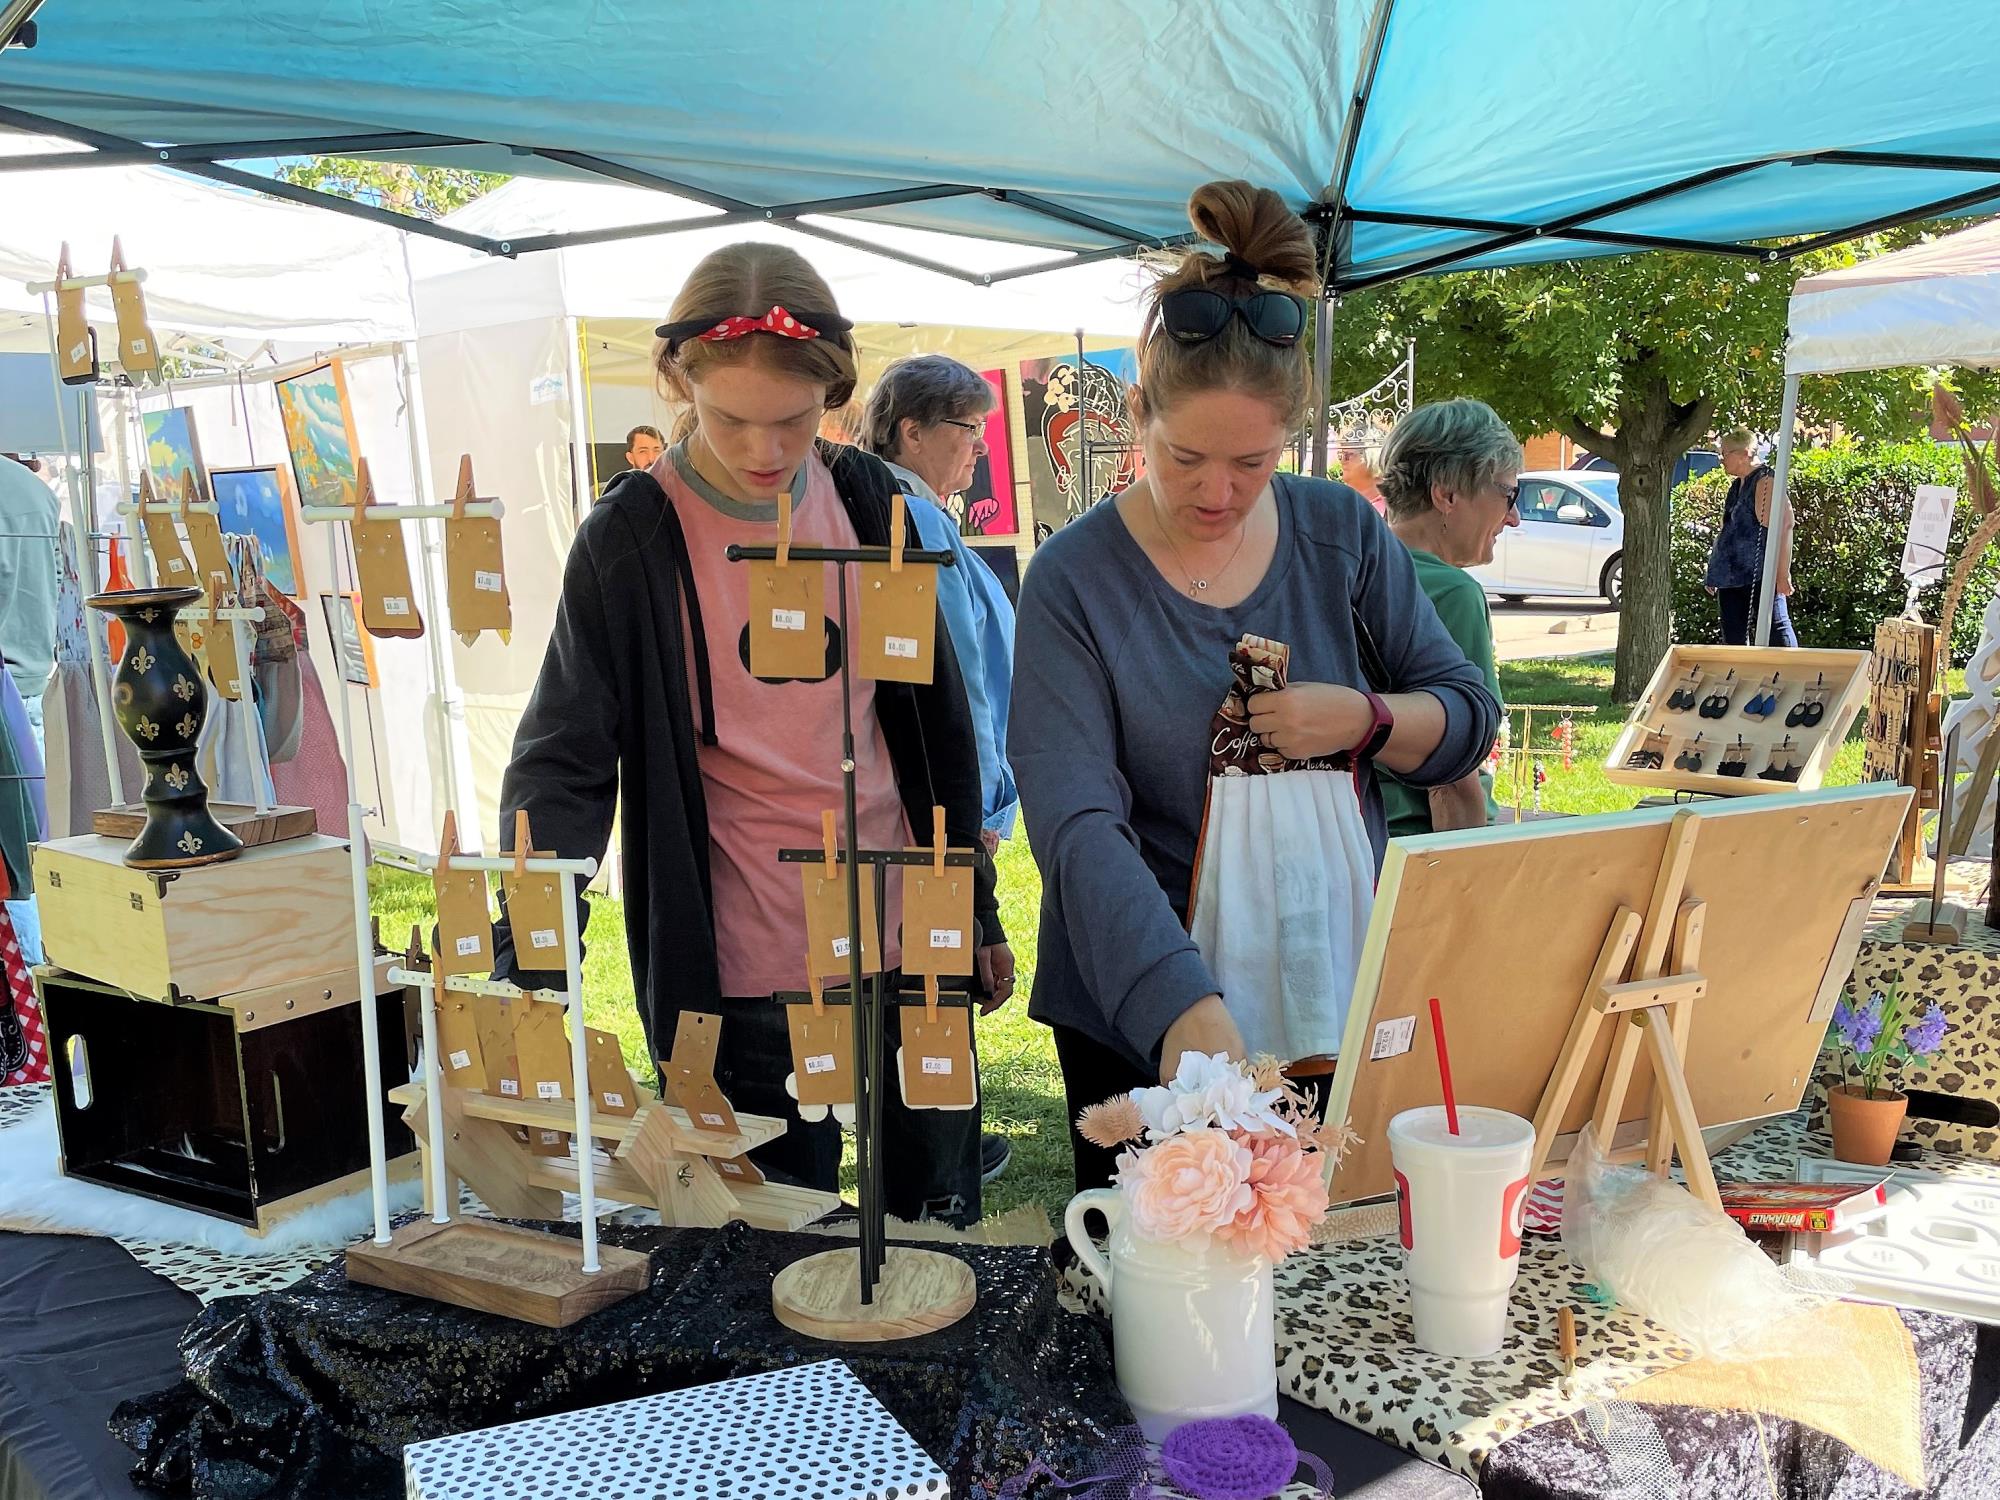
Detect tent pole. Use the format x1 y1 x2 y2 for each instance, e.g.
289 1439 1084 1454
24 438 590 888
1754 372 1801 647
393 339 465 840
1311 294 1333 478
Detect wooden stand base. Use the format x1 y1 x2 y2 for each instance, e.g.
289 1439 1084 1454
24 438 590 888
1904 899 1970 944
771 1246 976 1342
91 802 317 847
345 1218 650 1328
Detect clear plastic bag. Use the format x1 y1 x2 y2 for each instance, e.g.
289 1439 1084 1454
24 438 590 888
1561 1125 1822 1358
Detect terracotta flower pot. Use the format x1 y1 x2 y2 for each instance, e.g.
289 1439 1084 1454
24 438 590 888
1828 1084 1908 1166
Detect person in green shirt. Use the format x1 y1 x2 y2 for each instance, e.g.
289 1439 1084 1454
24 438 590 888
1374 399 1522 837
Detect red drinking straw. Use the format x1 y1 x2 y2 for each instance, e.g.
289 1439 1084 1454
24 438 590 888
1429 996 1460 1135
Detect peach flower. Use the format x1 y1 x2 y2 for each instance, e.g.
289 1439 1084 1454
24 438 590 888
1217 1133 1330 1263
1118 1128 1253 1243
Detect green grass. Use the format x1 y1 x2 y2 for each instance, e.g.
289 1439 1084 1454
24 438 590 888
375 653 1936 1223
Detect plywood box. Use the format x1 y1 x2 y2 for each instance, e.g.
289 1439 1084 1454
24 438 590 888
32 834 354 1001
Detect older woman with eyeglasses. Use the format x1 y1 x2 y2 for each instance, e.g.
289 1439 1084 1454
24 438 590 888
1376 399 1521 837
1010 180 1499 1192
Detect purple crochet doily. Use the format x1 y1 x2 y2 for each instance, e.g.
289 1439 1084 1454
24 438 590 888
995 1414 1334 1500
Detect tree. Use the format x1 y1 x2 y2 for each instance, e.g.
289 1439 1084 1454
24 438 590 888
274 157 506 221
1330 223 2000 699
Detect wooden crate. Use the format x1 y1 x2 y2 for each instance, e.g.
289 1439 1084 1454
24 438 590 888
1603 644 1872 797
39 957 418 1232
32 834 354 1001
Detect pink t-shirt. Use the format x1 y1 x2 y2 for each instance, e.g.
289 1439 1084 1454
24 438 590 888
657 444 908 996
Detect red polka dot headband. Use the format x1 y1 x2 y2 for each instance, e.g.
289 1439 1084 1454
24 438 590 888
655 303 855 355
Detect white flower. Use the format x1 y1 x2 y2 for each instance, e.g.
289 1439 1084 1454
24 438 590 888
1133 1050 1296 1139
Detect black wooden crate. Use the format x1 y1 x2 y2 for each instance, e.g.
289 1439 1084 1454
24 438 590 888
38 964 418 1230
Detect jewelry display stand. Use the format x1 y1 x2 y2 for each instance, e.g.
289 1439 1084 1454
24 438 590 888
1605 644 1871 796
725 505 983 1343
1864 618 1943 891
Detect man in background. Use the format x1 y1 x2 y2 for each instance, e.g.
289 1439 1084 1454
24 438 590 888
622 424 664 475
0 453 57 737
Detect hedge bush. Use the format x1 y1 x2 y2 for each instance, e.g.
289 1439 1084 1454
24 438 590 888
1670 441 2000 661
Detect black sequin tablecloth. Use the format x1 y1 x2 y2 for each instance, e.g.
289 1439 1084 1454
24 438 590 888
110 1221 1130 1500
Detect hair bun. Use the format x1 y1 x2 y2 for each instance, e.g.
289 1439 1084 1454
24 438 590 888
1187 180 1318 294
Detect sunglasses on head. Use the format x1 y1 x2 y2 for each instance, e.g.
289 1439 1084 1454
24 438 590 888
1159 287 1308 348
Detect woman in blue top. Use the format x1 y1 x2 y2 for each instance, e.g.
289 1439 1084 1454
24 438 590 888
1703 429 1796 646
1009 181 1500 1192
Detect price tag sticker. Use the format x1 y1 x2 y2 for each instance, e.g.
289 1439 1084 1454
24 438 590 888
806 1053 837 1075
1370 1015 1417 1061
884 635 919 660
384 596 411 617
448 1049 472 1071
771 607 807 632
929 928 962 950
499 1078 520 1097
536 1080 563 1101
922 1055 954 1076
475 570 504 593
455 935 482 957
832 935 852 959
530 928 559 950
701 1111 726 1127
601 1091 626 1110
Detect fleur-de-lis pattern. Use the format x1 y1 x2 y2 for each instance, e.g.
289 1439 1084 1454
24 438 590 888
135 715 159 741
129 646 155 673
139 608 158 624
177 831 203 856
175 713 198 739
163 763 190 792
172 675 195 702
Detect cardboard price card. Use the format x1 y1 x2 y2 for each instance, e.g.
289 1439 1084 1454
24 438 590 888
513 1000 573 1106
501 868 566 966
900 867 974 977
747 560 826 679
786 1003 854 1107
663 1011 741 1136
436 995 485 1088
585 1027 639 1118
800 866 881 980
898 1006 977 1110
857 560 937 685
444 459 512 638
473 995 525 1099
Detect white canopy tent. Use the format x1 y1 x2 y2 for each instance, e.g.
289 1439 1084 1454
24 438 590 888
413 177 1154 842
1761 219 2000 646
0 133 469 855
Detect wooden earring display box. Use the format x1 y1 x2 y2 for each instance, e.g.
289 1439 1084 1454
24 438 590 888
38 957 420 1231
1604 645 1871 797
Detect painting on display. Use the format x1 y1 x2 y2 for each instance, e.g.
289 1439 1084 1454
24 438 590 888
210 465 304 600
947 370 1017 538
320 591 377 687
140 406 206 504
1017 349 1141 541
274 361 359 510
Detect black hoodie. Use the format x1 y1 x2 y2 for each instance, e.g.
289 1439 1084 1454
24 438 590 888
493 440 1000 1057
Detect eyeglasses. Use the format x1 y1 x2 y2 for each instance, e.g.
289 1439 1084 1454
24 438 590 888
1159 287 1309 348
938 417 982 437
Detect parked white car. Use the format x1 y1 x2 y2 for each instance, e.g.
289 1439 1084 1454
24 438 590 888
1469 470 1624 607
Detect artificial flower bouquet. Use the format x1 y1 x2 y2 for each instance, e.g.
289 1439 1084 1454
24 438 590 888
1077 1051 1355 1262
1829 980 1950 1099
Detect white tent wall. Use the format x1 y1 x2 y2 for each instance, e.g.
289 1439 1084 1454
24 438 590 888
121 350 464 855
413 317 580 851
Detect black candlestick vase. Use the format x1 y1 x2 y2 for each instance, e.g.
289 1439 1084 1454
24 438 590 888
84 586 244 869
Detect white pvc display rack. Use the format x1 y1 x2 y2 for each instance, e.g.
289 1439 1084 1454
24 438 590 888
1788 1155 2000 1325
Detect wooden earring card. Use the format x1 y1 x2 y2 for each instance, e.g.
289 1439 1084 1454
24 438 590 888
786 1001 854 1108
500 812 566 966
901 809 975 979
899 991 977 1111
107 237 159 380
437 993 485 1089
747 493 826 679
201 582 247 702
801 863 880 980
136 471 198 588
858 495 937 684
661 1011 741 1136
443 456 511 639
351 458 426 638
432 813 494 979
54 244 94 385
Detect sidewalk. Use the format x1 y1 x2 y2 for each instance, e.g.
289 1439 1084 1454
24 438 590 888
1491 601 1618 662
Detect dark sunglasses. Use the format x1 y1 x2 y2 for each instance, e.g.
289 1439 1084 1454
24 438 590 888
1159 287 1308 348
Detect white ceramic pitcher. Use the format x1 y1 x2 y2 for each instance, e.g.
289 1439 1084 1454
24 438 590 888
1064 1187 1278 1441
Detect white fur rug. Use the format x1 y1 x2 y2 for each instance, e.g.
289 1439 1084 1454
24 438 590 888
0 1092 424 1255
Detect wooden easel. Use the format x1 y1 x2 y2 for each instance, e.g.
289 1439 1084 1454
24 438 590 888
1524 809 1723 1210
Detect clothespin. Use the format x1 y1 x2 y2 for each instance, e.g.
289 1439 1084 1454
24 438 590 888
406 923 426 971
1558 1306 1578 1399
439 808 461 865
807 965 825 1015
452 454 475 524
890 491 906 574
512 808 531 882
352 455 375 523
923 970 941 1022
108 236 126 277
821 809 839 879
179 465 200 513
776 488 793 569
55 242 72 288
932 805 947 877
205 569 225 641
137 467 156 513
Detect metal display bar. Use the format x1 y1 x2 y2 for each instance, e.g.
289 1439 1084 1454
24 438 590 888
24 266 147 292
299 500 504 522
116 499 220 516
724 543 954 566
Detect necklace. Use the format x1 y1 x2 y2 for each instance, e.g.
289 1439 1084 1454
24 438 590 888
1154 500 1251 599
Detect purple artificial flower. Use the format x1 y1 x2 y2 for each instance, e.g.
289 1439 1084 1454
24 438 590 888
1904 1008 1950 1057
1833 993 1883 1055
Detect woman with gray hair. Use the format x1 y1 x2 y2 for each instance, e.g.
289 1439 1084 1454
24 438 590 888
862 354 1022 1185
1377 398 1520 836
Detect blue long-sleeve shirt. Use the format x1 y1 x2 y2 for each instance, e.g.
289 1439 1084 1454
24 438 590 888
1009 476 1499 1072
889 465 1020 838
